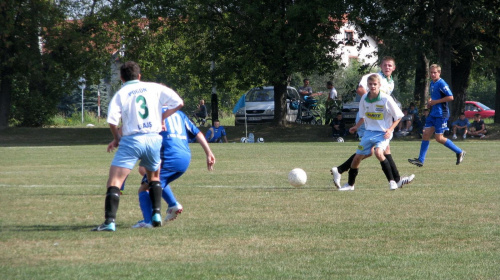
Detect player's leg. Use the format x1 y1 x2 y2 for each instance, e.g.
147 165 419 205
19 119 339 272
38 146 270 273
92 166 131 231
161 170 185 222
434 117 465 165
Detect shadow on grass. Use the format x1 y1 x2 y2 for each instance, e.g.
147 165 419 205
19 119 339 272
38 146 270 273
1 224 122 232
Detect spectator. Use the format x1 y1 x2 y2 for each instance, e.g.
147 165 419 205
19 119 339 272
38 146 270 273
299 79 313 101
331 112 347 138
417 109 429 137
452 112 470 140
397 108 413 134
468 113 487 139
206 119 228 143
325 81 340 125
194 99 208 123
408 102 420 129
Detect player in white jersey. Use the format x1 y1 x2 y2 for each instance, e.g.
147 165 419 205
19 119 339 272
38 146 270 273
92 61 184 232
331 57 414 190
338 74 404 191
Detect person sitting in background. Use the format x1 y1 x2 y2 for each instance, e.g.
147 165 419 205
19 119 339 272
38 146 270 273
452 112 469 140
397 108 413 135
206 119 228 143
417 109 429 138
468 114 487 139
331 112 347 138
193 99 208 125
408 102 420 129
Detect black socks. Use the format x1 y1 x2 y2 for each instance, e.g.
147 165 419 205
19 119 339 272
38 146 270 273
149 181 162 215
105 186 120 224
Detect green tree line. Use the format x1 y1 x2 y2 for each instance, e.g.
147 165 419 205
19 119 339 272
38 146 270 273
1 0 498 127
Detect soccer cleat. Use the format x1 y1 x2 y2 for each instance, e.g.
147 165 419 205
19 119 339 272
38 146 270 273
456 151 466 165
408 158 423 167
338 183 354 191
480 134 485 139
330 167 341 189
397 174 415 188
389 180 398 190
91 222 115 232
152 213 162 227
452 134 457 140
165 203 183 222
131 220 153 229
463 134 467 139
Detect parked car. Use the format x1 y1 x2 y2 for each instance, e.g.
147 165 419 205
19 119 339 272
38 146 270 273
464 101 495 119
234 86 300 125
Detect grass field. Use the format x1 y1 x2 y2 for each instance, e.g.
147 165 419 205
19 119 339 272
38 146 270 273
0 128 499 279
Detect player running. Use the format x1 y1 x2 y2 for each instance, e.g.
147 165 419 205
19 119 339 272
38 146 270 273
408 64 465 167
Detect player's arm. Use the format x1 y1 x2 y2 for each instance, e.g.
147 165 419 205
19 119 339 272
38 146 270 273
428 95 453 107
162 103 184 120
195 132 216 171
107 124 121 152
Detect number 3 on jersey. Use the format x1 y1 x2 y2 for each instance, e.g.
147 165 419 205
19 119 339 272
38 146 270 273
136 95 149 119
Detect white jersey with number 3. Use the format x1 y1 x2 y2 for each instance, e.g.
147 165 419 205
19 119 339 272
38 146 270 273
107 80 183 136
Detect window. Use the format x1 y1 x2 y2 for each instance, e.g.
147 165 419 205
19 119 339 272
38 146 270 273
344 31 354 46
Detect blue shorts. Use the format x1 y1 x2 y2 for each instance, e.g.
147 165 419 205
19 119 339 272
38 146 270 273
111 133 162 171
142 169 185 189
425 116 449 134
356 130 391 156
355 113 365 138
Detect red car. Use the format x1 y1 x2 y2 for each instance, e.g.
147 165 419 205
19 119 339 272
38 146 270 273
464 101 495 119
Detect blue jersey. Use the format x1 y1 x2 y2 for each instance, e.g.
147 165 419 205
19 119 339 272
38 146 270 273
429 78 453 118
160 110 200 172
206 126 226 143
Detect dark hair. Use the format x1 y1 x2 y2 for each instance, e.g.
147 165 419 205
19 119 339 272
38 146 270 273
474 113 481 117
327 81 333 86
214 119 220 123
303 79 309 83
120 61 141 81
336 112 342 116
410 102 415 107
459 112 465 116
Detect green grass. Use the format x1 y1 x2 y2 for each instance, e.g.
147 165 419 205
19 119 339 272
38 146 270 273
0 128 499 279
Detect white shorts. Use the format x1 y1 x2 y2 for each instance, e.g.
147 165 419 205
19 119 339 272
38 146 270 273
356 130 392 156
111 133 162 171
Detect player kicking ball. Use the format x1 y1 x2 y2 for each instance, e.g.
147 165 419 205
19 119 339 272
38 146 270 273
339 74 404 191
408 64 465 167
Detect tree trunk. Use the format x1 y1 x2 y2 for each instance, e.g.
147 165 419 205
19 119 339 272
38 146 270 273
495 67 500 124
211 92 218 124
450 49 472 121
414 52 429 111
434 1 453 86
273 83 288 127
0 72 12 129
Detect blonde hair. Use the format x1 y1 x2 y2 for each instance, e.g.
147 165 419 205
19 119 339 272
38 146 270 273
430 64 441 72
367 74 381 83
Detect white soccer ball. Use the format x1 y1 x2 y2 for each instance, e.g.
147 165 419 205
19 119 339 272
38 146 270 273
257 137 264 143
337 137 344 142
240 137 248 143
288 168 307 187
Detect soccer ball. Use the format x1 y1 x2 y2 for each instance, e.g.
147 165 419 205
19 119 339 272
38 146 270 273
288 168 307 187
257 137 264 143
240 137 248 143
337 137 344 142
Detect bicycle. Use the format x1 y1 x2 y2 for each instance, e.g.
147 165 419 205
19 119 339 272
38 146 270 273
190 112 211 127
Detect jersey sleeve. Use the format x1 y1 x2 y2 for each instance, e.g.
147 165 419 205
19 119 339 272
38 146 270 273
106 94 122 126
159 84 183 109
386 95 404 120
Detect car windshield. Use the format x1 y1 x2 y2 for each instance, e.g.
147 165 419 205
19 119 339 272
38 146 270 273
246 88 274 102
475 102 491 110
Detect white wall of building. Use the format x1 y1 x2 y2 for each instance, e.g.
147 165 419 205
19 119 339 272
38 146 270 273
333 22 378 67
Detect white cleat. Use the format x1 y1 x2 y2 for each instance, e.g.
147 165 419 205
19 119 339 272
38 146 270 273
338 183 354 191
389 180 398 190
331 167 341 189
165 203 183 222
131 220 153 229
397 174 415 188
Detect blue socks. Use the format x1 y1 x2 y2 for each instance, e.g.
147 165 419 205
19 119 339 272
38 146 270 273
418 140 430 163
138 191 152 224
444 139 462 154
162 184 178 208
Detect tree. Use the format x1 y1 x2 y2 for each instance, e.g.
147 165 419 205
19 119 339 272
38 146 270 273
349 0 500 121
146 0 349 126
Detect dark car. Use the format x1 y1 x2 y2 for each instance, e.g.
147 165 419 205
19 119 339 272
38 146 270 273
464 101 495 119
